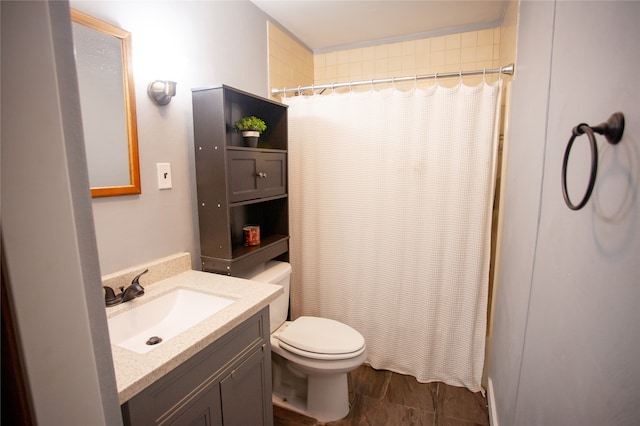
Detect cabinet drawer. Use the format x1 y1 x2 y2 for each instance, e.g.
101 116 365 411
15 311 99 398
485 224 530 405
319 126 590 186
228 150 286 203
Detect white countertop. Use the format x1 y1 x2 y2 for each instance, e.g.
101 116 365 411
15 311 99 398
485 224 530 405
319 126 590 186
106 270 282 404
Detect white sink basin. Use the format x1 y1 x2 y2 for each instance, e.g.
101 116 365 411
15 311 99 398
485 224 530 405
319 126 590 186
107 288 234 354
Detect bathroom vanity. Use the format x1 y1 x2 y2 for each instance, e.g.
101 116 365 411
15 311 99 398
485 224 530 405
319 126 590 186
104 257 281 426
121 307 271 425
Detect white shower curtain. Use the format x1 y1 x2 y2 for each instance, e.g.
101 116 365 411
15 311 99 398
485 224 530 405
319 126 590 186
283 81 502 393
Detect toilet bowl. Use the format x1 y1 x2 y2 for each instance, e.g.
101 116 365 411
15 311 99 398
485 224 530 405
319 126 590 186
244 261 367 422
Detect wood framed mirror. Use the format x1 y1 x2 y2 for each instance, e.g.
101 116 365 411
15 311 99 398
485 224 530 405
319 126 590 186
71 9 141 198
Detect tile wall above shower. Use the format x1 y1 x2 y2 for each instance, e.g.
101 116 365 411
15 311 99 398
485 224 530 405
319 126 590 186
314 28 501 90
268 6 518 96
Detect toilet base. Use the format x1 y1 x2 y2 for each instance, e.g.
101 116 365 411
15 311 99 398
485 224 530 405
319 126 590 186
272 373 349 423
271 351 354 422
306 372 350 421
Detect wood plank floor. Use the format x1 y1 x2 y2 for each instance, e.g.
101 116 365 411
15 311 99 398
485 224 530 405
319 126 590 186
274 364 489 426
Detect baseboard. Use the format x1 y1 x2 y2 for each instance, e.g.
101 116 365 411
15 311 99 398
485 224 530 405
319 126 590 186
487 377 499 426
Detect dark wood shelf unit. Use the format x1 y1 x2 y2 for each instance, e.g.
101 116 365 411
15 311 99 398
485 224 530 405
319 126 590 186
192 85 289 277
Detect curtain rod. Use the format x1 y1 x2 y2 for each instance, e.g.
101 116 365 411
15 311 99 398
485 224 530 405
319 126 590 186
271 63 514 96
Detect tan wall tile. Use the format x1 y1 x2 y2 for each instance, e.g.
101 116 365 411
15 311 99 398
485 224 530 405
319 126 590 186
461 31 478 48
374 44 389 59
388 42 403 57
477 28 495 46
362 46 375 61
402 40 416 56
445 33 461 49
431 50 446 67
350 48 363 63
445 48 461 65
431 36 446 52
461 46 478 64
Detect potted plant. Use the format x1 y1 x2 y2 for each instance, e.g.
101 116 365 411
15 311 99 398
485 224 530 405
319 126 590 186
234 116 267 147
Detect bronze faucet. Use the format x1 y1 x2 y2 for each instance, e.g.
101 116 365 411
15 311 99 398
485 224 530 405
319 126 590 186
103 269 148 307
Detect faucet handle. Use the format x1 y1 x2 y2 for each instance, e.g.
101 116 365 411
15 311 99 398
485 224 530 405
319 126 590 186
103 286 123 307
131 269 149 287
104 286 116 299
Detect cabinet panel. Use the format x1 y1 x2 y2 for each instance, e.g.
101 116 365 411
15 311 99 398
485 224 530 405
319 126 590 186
228 152 259 202
260 152 287 199
228 149 286 203
220 347 273 426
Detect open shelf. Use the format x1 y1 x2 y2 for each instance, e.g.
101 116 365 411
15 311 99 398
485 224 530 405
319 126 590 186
201 236 289 276
231 234 289 260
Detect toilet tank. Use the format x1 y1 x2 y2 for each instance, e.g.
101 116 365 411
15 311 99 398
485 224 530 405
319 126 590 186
245 261 291 333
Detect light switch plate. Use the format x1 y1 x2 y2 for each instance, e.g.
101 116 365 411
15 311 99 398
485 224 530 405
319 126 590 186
156 163 172 189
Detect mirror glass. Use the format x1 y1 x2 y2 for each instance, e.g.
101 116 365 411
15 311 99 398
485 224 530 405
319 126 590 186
71 9 141 197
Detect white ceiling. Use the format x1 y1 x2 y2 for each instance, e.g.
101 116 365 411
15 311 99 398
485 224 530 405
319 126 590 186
251 0 509 53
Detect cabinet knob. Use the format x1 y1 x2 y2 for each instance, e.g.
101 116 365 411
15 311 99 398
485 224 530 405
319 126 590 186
257 172 268 179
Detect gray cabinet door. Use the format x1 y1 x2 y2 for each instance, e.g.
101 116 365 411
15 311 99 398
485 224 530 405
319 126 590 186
228 150 286 203
259 152 287 199
220 347 273 426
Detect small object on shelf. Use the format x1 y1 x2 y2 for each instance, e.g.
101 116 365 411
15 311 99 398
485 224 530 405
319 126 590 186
243 225 260 246
234 116 266 147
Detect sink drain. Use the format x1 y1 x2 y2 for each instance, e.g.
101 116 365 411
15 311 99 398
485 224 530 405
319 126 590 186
146 336 163 346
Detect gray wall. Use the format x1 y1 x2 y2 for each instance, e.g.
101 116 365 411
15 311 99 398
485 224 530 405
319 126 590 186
489 1 640 424
2 0 274 422
2 1 121 423
70 0 272 275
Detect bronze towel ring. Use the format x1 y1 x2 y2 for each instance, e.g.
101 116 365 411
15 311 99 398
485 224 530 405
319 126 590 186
561 112 625 210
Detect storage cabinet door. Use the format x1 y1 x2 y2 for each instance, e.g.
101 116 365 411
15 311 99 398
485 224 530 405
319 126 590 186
228 151 260 203
220 347 273 426
259 152 286 199
228 150 286 203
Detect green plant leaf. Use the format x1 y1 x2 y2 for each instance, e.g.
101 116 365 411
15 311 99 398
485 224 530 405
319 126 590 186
234 116 267 133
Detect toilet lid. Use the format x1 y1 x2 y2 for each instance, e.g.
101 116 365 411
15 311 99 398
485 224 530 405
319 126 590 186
277 316 365 356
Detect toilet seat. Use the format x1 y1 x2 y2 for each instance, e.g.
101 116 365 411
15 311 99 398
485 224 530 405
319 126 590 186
276 316 366 360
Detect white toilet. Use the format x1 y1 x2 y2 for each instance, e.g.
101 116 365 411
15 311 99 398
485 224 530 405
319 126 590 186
245 261 367 422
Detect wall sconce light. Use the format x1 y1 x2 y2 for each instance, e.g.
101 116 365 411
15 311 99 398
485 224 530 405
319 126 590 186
147 80 177 105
